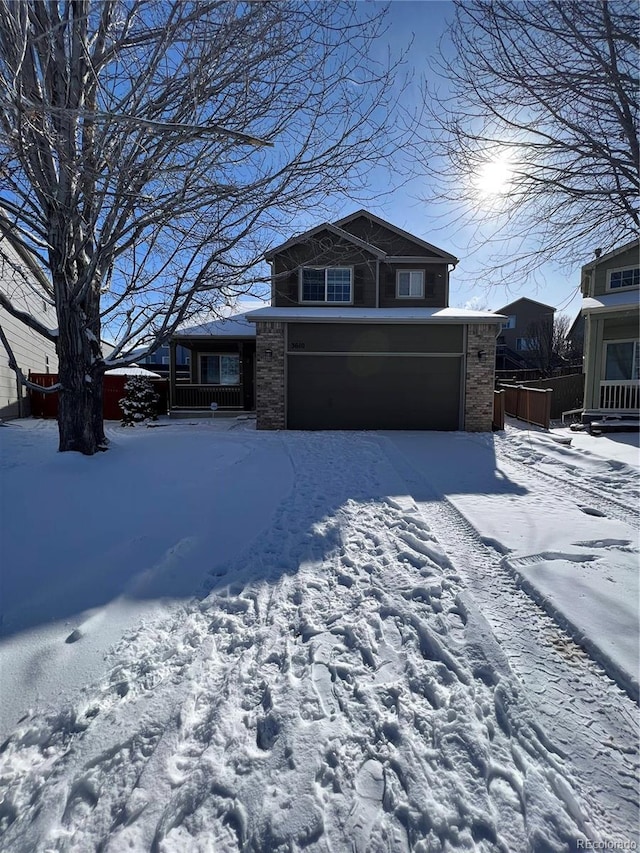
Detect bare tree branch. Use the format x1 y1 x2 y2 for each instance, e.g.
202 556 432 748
417 0 639 289
0 324 60 392
0 0 411 453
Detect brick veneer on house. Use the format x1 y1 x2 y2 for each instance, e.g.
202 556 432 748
464 323 498 431
255 321 285 429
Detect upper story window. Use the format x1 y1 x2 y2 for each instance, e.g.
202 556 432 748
607 267 639 290
516 338 536 351
301 267 352 303
396 270 424 298
502 315 516 330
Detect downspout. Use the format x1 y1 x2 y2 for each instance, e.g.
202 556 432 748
375 259 380 308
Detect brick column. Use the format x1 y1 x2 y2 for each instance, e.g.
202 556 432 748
255 321 285 430
464 323 497 432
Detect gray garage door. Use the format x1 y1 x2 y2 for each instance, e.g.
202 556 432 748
287 353 462 430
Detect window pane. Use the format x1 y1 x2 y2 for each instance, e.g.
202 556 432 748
326 268 351 302
398 271 410 296
398 271 423 297
201 356 220 384
610 268 640 289
409 271 423 296
220 355 240 385
605 342 636 380
302 269 326 302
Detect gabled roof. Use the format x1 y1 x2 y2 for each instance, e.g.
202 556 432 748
581 238 640 272
264 222 386 261
495 296 556 314
334 210 458 263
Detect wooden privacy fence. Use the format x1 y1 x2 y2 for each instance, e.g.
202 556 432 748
516 373 584 420
501 384 552 429
29 373 168 420
492 390 505 431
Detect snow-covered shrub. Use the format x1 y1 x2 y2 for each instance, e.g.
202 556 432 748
119 377 159 426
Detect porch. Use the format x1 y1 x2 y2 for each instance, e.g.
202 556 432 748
598 380 639 412
168 334 256 413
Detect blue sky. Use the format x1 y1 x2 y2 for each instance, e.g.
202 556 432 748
321 0 583 321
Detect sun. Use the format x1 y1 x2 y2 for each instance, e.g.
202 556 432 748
475 153 513 197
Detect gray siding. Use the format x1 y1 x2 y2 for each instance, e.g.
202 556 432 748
589 244 640 297
496 299 554 351
273 233 377 308
340 215 444 257
0 242 58 419
379 262 448 308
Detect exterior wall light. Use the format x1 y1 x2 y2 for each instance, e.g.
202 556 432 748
477 350 486 360
264 349 273 360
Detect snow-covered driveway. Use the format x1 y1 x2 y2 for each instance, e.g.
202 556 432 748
0 421 637 852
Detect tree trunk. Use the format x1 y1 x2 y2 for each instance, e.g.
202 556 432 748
56 302 102 455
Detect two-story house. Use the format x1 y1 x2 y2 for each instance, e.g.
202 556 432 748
580 239 639 427
169 211 504 431
494 297 556 372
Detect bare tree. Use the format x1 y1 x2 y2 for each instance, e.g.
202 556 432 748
525 313 572 375
419 0 639 288
0 0 408 454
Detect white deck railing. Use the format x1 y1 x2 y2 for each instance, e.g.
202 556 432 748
599 380 640 410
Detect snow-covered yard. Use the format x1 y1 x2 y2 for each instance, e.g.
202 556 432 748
0 418 638 852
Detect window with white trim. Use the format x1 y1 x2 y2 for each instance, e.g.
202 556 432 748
396 270 424 298
604 340 639 380
301 267 352 303
607 267 640 290
501 315 516 330
199 353 240 385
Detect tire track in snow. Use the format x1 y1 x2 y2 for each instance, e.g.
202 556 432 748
380 436 639 846
495 431 639 525
0 433 621 851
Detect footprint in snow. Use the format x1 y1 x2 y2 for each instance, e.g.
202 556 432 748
577 506 606 517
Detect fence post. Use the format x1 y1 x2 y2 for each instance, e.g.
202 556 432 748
543 388 552 430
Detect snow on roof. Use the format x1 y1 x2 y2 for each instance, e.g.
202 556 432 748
175 311 256 337
582 291 640 313
245 306 506 324
105 366 162 377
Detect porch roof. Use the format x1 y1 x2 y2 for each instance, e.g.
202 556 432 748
174 311 256 338
245 306 506 324
582 291 640 314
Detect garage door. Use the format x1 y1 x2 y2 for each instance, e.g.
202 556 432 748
286 324 463 431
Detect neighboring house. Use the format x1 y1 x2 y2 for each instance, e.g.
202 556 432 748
0 236 58 419
580 239 639 425
169 210 504 431
494 297 556 371
139 343 190 373
566 312 585 363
